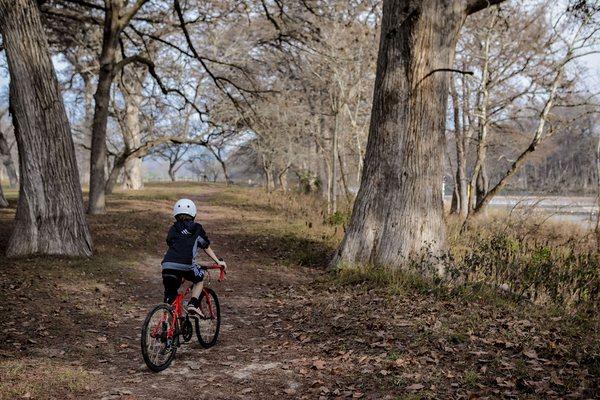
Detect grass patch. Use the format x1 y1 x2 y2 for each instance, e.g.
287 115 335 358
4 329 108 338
0 360 93 399
333 264 433 295
463 370 480 389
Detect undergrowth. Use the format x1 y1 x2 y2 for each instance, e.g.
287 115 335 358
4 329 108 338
448 212 599 315
238 188 599 318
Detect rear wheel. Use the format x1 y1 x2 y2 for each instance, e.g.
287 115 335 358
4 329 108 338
141 303 178 372
195 288 221 348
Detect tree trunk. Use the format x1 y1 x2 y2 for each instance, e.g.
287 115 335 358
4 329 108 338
450 77 468 217
105 163 122 194
277 165 289 192
278 170 288 192
338 151 352 203
467 9 495 214
0 128 18 188
121 74 144 190
329 112 339 214
594 131 600 252
333 0 472 275
0 181 8 207
475 163 488 209
261 154 275 192
207 146 232 186
218 159 232 185
168 164 177 182
88 4 120 214
0 0 93 256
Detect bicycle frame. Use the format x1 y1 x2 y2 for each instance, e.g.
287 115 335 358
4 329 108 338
156 264 225 341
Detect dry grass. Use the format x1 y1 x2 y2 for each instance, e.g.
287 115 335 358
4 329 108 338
448 210 599 315
0 360 94 399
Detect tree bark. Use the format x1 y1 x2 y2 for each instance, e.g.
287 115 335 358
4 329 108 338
0 180 8 208
329 112 339 214
0 127 18 188
594 131 600 252
0 0 93 256
121 72 144 190
219 159 232 185
333 0 480 275
338 151 352 204
168 164 177 182
278 168 288 192
468 8 496 213
105 163 122 194
449 77 468 217
88 2 120 214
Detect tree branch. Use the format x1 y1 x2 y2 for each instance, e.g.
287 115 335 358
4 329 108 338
466 0 507 15
119 0 150 30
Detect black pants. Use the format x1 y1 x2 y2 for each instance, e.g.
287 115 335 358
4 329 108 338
162 268 204 304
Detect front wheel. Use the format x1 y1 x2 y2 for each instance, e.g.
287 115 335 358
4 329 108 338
195 288 221 348
141 303 178 372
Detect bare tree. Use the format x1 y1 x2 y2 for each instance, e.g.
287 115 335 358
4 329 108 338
470 6 600 216
333 0 505 274
154 144 192 182
0 0 93 256
187 153 220 182
87 0 150 214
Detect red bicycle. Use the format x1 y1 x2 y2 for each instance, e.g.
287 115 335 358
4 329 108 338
141 263 225 372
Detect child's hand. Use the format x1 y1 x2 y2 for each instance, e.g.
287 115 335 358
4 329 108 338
217 259 227 272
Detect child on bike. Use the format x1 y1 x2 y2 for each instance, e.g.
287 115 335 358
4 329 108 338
161 198 227 317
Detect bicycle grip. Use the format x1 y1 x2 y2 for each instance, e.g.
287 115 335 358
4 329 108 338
218 266 225 282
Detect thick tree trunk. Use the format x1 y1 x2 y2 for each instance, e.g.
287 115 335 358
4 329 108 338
0 128 18 188
0 0 93 256
121 74 144 190
88 5 120 214
333 0 469 275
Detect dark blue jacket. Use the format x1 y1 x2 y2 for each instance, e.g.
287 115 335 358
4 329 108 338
161 221 210 265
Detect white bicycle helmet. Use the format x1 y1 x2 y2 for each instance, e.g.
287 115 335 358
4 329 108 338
172 198 197 218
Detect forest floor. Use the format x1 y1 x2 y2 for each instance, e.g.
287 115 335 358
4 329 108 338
0 183 597 399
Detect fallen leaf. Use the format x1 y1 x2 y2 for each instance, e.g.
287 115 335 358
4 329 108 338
523 350 538 359
406 383 424 391
313 360 326 370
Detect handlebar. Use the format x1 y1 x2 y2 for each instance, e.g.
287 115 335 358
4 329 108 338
202 263 226 282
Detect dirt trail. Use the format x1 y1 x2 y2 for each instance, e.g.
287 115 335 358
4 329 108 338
94 190 328 399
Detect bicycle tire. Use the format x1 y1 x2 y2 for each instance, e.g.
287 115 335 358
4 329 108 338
195 288 221 348
141 303 178 372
